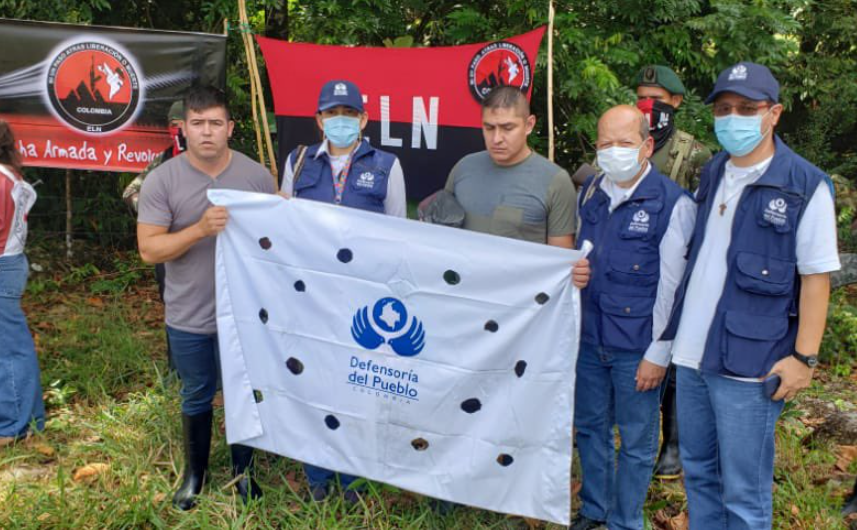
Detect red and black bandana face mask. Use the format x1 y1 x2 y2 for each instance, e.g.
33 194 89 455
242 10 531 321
169 125 186 156
637 98 675 152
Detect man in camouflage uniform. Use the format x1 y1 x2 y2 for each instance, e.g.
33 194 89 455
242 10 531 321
635 65 711 481
634 65 711 191
123 100 185 370
123 101 185 210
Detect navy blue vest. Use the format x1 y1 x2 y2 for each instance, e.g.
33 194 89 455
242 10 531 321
578 165 687 353
662 136 829 377
288 140 395 213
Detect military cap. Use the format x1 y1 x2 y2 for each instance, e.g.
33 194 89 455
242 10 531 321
168 100 184 121
634 65 686 96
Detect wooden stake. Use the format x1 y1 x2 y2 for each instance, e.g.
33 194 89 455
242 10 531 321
65 168 73 259
547 0 556 162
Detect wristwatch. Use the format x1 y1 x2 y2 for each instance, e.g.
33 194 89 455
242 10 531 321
791 351 819 369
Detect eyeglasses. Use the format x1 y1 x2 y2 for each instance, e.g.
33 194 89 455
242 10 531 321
712 103 771 117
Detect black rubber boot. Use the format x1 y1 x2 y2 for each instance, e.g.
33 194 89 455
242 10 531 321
172 410 213 510
231 444 262 504
842 477 857 516
654 367 682 480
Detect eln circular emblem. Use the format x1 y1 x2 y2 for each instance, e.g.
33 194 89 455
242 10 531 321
468 41 532 103
46 40 141 134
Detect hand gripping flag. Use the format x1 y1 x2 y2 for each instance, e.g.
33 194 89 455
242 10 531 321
210 189 582 525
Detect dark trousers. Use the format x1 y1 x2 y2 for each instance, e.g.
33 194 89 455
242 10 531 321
154 263 175 372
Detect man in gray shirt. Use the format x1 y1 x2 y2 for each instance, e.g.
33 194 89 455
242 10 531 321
445 86 590 287
137 86 275 510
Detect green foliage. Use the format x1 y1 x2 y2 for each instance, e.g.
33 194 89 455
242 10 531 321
822 289 857 364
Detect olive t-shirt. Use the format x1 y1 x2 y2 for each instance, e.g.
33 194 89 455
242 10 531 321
138 151 276 334
444 151 577 244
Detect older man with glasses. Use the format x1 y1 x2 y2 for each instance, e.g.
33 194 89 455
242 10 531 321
661 62 840 529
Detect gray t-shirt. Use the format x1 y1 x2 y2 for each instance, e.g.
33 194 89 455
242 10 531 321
138 151 276 334
444 151 577 244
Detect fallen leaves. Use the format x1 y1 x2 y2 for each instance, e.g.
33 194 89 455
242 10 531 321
653 510 688 530
72 462 110 482
837 445 857 472
33 443 56 458
85 297 104 308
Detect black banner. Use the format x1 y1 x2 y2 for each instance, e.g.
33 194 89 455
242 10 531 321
0 18 226 172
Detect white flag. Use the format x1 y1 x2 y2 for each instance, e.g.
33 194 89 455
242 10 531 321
210 190 582 525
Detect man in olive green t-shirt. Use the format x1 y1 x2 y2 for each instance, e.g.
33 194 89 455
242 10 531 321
445 86 589 287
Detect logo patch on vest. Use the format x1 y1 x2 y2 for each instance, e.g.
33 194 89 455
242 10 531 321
763 198 788 226
355 171 375 189
628 209 651 233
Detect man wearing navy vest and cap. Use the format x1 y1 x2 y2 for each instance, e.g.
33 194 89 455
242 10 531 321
280 80 406 217
662 62 839 529
570 105 695 530
281 80 406 503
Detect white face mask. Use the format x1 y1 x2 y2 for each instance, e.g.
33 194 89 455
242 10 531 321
597 143 644 183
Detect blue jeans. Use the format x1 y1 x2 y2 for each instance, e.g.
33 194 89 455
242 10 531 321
304 463 359 491
0 254 45 438
676 367 784 530
166 326 220 416
574 343 661 530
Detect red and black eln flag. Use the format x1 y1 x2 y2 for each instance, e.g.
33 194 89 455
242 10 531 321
0 18 226 173
257 28 545 200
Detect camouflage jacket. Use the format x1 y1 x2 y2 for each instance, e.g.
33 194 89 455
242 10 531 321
650 129 712 191
122 148 173 213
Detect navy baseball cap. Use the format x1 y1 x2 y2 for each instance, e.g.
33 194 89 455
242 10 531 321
317 80 364 113
705 62 780 104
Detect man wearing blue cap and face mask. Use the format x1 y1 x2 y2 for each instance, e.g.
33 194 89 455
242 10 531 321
280 80 406 218
662 62 840 529
570 105 696 530
280 80 406 503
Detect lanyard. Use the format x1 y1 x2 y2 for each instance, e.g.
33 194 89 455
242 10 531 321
331 151 355 205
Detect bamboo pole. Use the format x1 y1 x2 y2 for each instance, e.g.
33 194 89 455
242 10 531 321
236 0 265 167
547 0 556 162
237 0 278 180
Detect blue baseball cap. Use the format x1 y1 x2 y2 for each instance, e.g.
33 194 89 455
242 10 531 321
317 80 364 113
705 62 780 104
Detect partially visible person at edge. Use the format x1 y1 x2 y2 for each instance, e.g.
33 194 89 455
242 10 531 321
635 65 713 481
444 86 590 287
569 105 695 530
0 120 44 446
662 62 840 530
136 86 276 510
123 100 186 372
280 79 406 503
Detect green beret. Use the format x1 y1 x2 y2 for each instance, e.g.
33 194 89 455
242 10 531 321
634 65 686 96
168 100 184 121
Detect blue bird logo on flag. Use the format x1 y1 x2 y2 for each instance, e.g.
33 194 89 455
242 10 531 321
351 297 426 356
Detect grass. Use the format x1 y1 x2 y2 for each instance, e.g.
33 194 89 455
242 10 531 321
1 249 856 529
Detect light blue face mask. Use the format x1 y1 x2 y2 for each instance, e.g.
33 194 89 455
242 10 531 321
714 111 771 157
323 115 361 148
